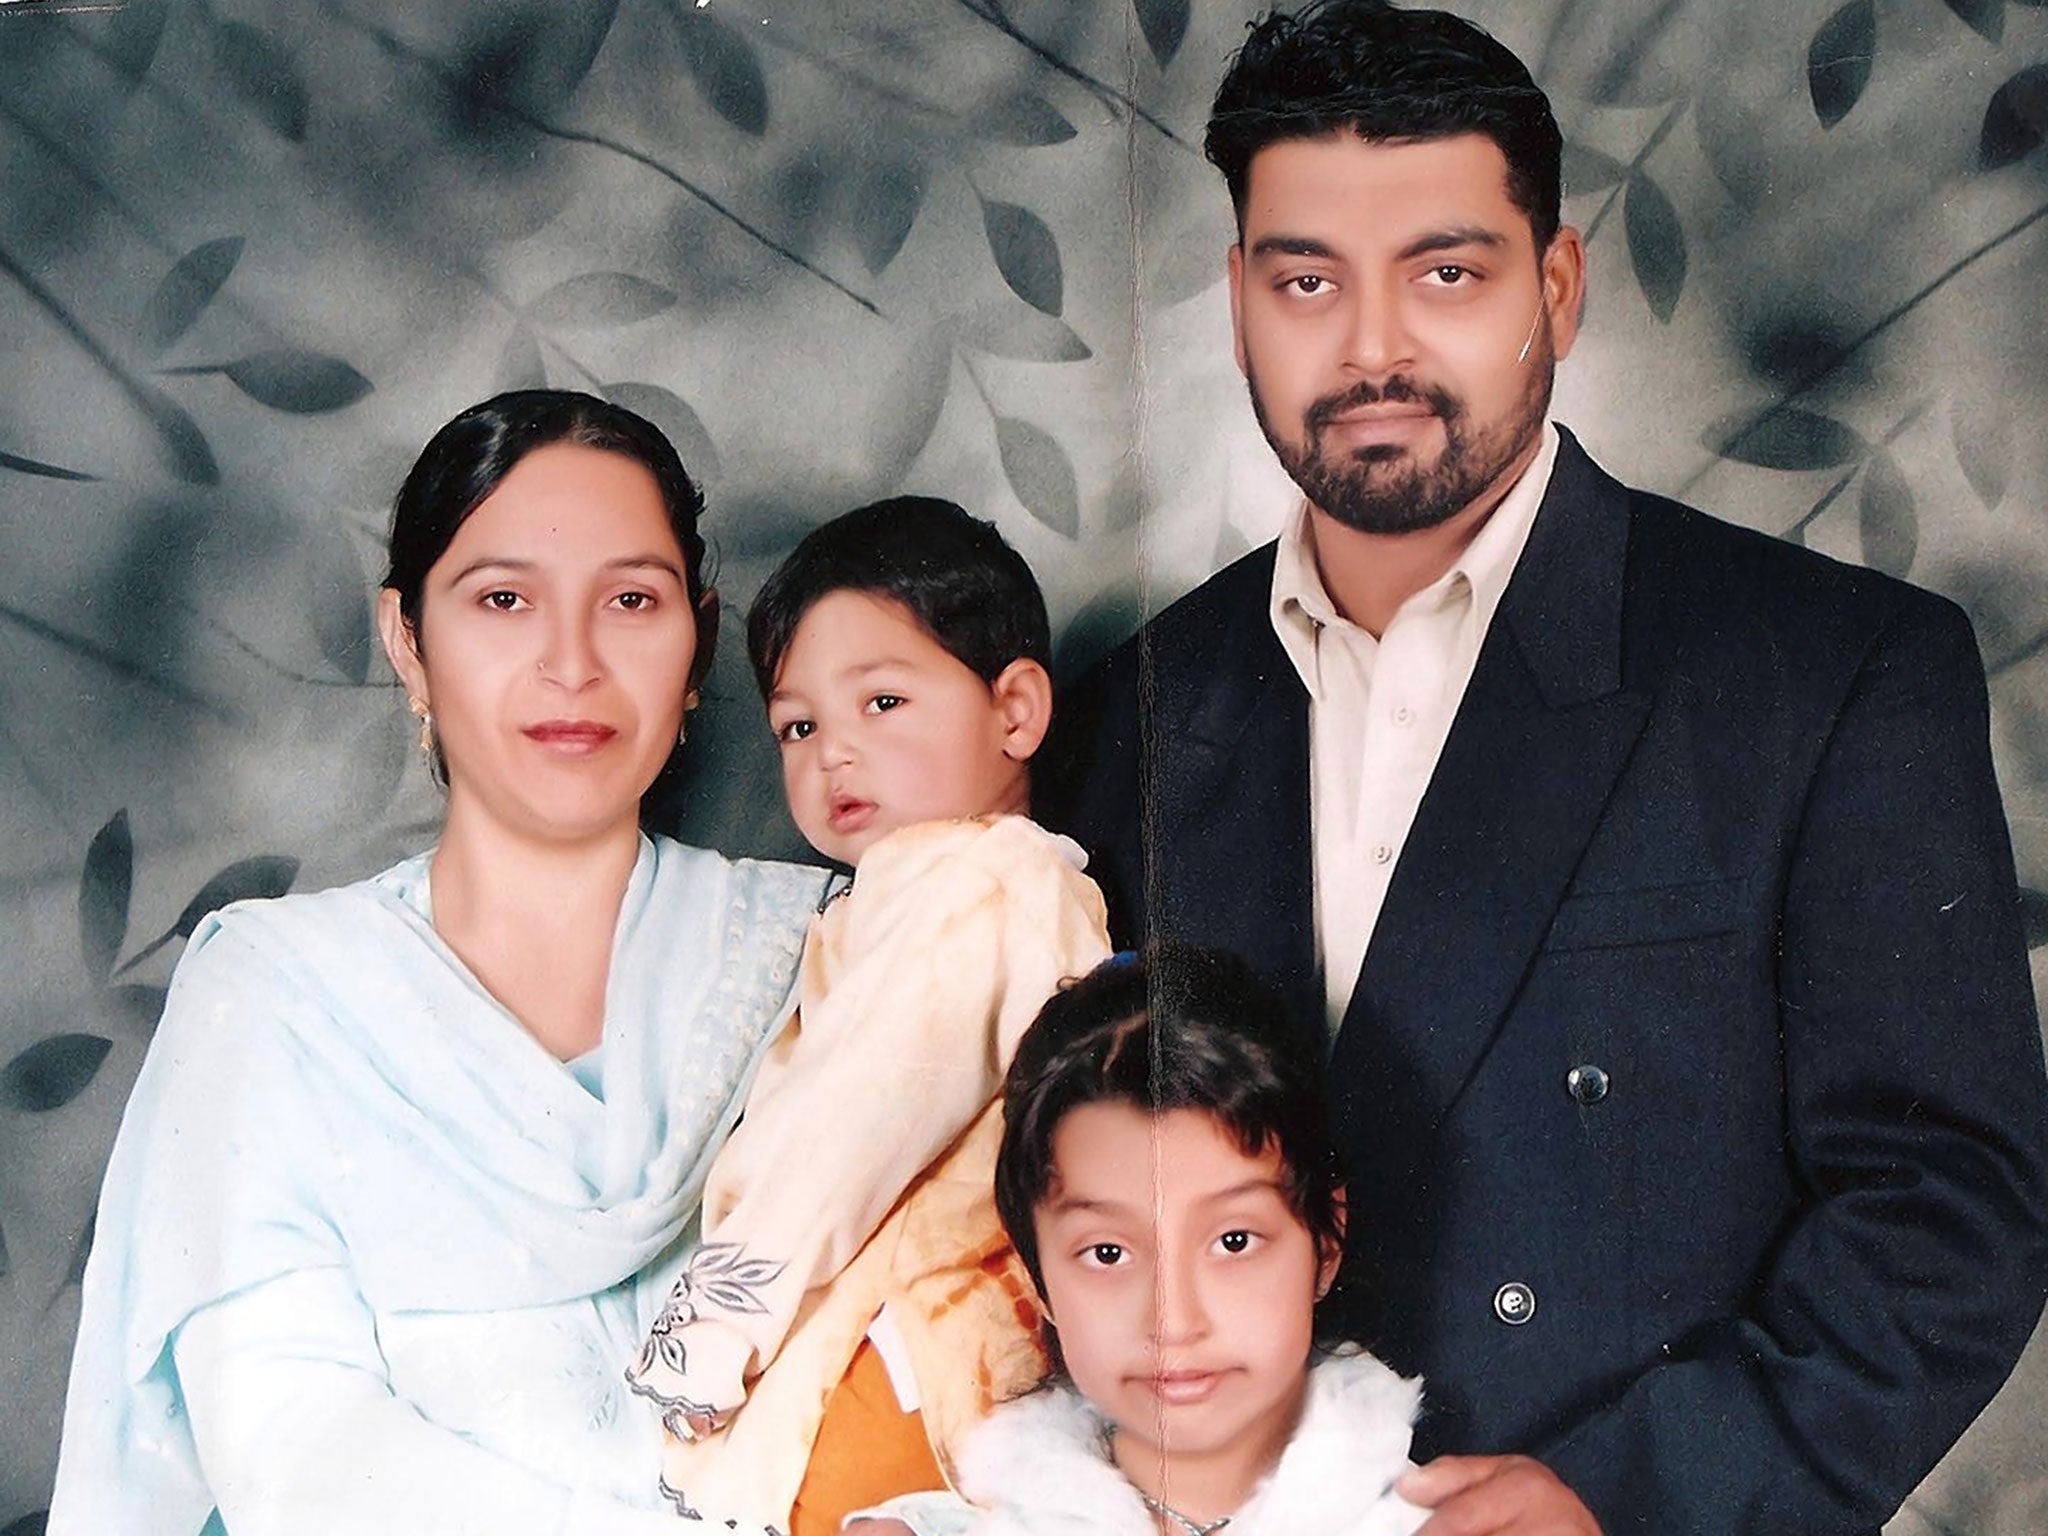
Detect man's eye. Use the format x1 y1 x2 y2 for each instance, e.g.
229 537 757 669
865 694 905 714
1285 274 1330 295
1428 264 1472 285
774 720 815 744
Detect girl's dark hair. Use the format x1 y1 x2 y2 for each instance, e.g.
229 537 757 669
995 944 1345 1302
745 496 1050 697
385 389 714 683
1206 0 1562 251
383 390 715 807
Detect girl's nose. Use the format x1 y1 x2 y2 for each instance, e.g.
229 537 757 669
1151 1252 1212 1348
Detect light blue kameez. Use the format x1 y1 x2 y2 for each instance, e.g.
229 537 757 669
50 836 826 1536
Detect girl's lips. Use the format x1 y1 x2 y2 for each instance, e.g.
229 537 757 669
1144 1369 1226 1406
522 721 618 754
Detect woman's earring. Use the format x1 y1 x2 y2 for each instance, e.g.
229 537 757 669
408 696 434 757
678 689 702 747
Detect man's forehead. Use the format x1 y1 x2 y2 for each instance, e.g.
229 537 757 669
1240 130 1527 244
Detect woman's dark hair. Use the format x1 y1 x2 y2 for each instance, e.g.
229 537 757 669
385 389 715 683
383 390 715 806
1206 0 1562 250
745 496 1050 697
995 944 1345 1304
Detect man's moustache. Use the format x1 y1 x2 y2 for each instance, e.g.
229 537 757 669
1305 376 1460 431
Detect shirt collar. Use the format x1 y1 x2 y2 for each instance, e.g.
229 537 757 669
1268 419 1560 696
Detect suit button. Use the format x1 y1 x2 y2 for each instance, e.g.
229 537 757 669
1566 1064 1610 1105
1494 1281 1537 1325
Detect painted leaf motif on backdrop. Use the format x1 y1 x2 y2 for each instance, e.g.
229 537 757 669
1 1034 113 1113
852 159 925 276
124 857 303 972
1978 63 2048 169
526 274 678 329
2019 889 2048 949
1623 172 1686 322
212 21 311 141
601 383 721 482
976 94 1078 148
1941 0 2005 45
1134 0 1191 69
1808 0 1877 129
980 197 1064 317
1560 141 1630 196
0 1507 48 1536
103 0 170 83
496 329 547 392
667 5 770 137
1857 451 1917 577
1 450 97 482
143 238 244 355
995 418 1080 539
1705 408 1867 470
957 306 1092 363
79 811 133 985
147 395 220 485
221 352 374 413
305 522 373 685
1951 397 2011 508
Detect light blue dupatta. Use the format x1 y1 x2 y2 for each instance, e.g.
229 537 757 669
50 835 825 1536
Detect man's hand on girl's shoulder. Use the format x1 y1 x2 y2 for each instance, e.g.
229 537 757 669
1398 1455 1602 1536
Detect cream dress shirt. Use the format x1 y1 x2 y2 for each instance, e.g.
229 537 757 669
1268 422 1559 1035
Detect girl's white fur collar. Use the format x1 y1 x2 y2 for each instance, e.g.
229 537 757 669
957 1346 1428 1536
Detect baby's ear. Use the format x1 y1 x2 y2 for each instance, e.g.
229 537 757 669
992 658 1054 763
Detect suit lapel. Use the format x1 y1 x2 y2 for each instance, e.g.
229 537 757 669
1144 552 1320 1028
1332 431 1650 1126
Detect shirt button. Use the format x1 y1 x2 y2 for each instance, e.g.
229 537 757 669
1372 843 1393 865
1566 1064 1611 1105
1392 705 1414 726
1494 1281 1537 1325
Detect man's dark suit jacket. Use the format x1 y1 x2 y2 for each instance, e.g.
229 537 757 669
1051 429 2048 1535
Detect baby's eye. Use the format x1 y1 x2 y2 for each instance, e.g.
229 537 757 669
774 719 816 744
1082 1242 1126 1268
864 694 905 715
482 589 525 612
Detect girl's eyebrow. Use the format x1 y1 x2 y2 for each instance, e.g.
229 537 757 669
444 554 684 583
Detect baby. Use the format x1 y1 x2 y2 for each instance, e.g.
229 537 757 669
628 496 1111 1535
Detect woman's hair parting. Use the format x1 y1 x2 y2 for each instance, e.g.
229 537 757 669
385 389 714 679
745 496 1051 697
1205 0 1562 249
994 943 1345 1298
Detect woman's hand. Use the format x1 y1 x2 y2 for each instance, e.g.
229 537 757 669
840 1522 918 1536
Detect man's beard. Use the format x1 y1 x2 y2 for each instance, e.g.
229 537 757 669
1248 343 1554 536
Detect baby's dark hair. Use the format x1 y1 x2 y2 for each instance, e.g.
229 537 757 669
1206 0 1562 250
745 496 1051 697
995 944 1345 1300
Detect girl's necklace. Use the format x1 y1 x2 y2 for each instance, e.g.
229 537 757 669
1138 1492 1233 1536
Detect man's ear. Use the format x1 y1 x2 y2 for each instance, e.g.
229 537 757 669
1316 1184 1348 1300
1227 241 1249 377
377 588 429 707
1541 225 1587 363
992 658 1054 763
690 586 722 692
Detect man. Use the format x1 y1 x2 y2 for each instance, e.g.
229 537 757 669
1053 4 2048 1533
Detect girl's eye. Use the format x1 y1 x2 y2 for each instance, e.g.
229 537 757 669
615 590 656 612
1084 1242 1126 1268
774 719 815 744
864 694 905 715
483 590 524 612
1218 1229 1257 1255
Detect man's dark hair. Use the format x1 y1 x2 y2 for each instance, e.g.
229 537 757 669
994 944 1345 1303
1206 0 1562 249
745 496 1051 696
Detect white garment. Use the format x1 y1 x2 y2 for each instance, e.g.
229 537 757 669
1267 423 1558 1033
874 1347 1427 1536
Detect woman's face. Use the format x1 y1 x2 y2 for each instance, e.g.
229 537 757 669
380 443 699 849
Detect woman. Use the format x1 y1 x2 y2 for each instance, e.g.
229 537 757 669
49 391 829 1536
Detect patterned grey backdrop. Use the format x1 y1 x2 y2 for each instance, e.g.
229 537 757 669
2 0 2045 1529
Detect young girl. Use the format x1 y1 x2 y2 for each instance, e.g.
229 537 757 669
864 944 1426 1536
627 497 1112 1534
